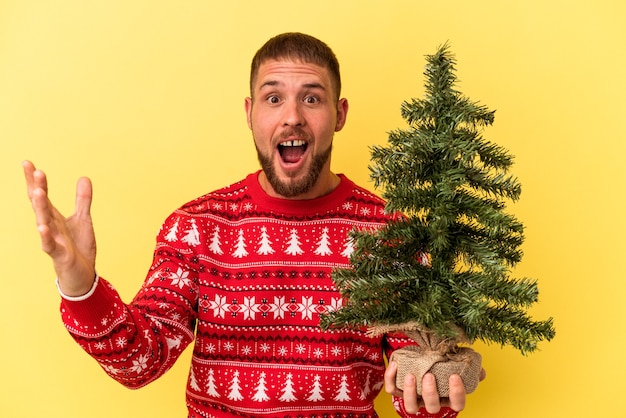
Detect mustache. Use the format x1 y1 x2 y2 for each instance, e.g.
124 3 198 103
276 128 311 142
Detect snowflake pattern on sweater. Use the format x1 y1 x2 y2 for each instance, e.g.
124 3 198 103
60 172 458 418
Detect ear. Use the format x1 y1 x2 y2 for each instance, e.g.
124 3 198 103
335 98 349 132
244 97 253 129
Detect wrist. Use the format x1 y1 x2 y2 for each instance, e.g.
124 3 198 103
56 273 98 301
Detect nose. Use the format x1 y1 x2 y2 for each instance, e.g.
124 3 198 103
282 100 305 127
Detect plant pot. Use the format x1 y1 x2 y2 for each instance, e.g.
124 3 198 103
390 344 482 397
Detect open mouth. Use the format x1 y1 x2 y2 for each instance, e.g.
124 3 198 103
278 140 308 164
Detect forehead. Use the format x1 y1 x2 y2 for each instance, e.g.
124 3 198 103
253 59 333 91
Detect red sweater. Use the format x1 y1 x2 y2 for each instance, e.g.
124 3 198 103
60 172 458 418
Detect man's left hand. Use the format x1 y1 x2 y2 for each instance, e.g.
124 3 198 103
384 361 486 414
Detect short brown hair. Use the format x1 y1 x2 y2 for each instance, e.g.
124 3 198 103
250 32 342 101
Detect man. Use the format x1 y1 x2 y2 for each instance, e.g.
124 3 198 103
24 32 477 417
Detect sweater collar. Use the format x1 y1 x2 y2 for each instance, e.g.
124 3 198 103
245 170 354 216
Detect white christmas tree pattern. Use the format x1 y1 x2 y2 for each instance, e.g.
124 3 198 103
187 366 381 405
227 370 244 401
232 229 249 258
256 226 275 255
167 222 360 261
278 373 298 402
306 374 325 402
252 371 270 402
284 228 304 256
189 366 201 391
341 236 355 258
206 368 220 398
209 225 224 255
333 375 352 402
165 334 183 351
165 218 179 242
181 219 200 246
359 370 372 400
314 227 333 256
372 378 384 392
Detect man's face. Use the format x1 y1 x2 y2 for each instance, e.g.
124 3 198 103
245 59 348 199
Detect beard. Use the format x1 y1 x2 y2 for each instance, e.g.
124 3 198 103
255 141 332 198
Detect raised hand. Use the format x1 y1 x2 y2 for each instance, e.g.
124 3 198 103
23 161 97 297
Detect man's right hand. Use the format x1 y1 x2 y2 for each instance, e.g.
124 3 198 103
23 161 97 297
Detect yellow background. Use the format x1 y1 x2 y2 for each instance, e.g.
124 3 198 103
2 1 625 416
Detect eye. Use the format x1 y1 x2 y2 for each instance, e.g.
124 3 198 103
266 95 281 104
304 95 319 104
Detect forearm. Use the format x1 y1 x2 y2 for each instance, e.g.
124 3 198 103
60 275 195 388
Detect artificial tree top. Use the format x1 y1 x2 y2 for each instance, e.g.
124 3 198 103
321 44 555 355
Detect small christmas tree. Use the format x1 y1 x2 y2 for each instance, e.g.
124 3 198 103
321 44 555 395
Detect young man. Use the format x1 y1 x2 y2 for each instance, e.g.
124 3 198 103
24 33 477 417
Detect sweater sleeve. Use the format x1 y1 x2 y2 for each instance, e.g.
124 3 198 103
59 214 199 389
392 398 459 418
383 333 460 418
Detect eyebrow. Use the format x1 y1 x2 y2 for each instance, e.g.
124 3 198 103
303 82 326 91
258 80 327 91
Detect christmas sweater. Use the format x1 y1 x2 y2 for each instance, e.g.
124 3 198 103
60 171 458 418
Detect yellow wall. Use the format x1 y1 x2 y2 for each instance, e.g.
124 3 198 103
2 1 625 416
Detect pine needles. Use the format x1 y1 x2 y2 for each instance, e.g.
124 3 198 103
321 44 555 355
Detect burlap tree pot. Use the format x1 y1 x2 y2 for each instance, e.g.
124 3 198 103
376 323 482 397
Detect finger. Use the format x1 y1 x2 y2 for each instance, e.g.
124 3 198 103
33 167 49 196
480 368 487 381
23 161 50 207
22 160 38 199
30 180 71 255
421 373 441 414
31 188 65 255
75 177 93 217
37 223 60 256
402 373 419 414
447 374 467 412
384 361 404 397
31 187 55 229
24 162 61 254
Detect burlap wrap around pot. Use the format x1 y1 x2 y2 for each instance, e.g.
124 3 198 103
372 323 482 397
